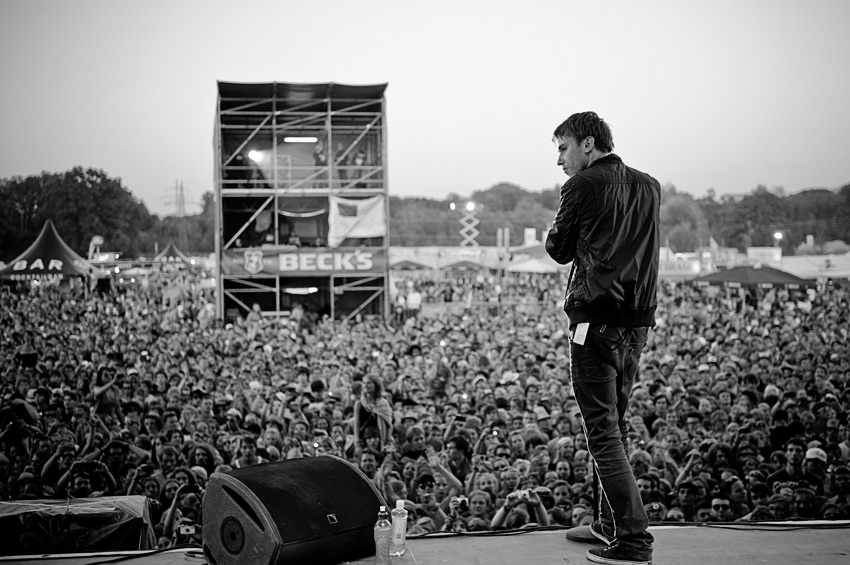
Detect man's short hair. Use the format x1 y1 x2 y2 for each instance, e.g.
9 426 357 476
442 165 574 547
448 435 470 454
785 437 807 451
553 111 614 153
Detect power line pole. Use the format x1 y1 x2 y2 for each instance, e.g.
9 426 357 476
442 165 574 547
164 180 189 251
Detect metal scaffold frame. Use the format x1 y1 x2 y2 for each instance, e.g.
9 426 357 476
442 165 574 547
213 82 390 324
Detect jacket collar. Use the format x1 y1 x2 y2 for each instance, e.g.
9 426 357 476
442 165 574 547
587 153 621 169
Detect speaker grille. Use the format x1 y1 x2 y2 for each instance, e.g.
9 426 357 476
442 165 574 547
221 517 245 555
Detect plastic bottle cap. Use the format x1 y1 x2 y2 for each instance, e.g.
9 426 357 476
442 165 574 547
395 500 404 509
380 506 386 511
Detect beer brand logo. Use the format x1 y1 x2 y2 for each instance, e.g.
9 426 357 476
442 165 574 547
278 250 374 272
243 250 264 274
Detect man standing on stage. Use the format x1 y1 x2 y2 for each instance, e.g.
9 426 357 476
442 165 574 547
546 111 659 565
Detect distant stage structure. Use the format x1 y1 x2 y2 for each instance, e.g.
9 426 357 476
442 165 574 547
214 82 390 323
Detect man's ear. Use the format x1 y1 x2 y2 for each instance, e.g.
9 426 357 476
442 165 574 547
583 137 595 152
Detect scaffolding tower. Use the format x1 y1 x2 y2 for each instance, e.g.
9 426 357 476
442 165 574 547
214 82 390 323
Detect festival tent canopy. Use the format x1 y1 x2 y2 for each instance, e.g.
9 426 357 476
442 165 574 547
154 241 191 263
691 265 814 289
0 220 93 279
390 259 432 271
440 260 489 271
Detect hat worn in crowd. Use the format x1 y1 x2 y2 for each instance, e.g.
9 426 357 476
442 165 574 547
471 375 487 388
805 447 827 464
191 466 208 481
499 371 519 385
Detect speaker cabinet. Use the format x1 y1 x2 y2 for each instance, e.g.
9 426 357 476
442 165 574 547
203 455 385 565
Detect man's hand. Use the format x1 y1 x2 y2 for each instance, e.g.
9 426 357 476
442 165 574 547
426 446 440 468
686 450 702 468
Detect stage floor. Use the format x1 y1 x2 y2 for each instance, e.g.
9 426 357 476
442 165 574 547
1 522 848 565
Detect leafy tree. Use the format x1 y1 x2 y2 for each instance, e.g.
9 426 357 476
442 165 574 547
471 182 529 213
659 191 709 252
667 225 701 253
0 168 153 261
389 197 459 246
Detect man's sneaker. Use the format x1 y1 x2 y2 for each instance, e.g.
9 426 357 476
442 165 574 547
590 521 614 545
586 541 652 565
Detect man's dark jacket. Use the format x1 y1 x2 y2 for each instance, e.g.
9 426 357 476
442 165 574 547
545 154 660 328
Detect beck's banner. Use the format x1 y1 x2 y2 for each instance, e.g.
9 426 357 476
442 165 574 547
222 247 387 277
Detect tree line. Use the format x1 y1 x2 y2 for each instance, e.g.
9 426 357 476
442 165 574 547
1 168 848 262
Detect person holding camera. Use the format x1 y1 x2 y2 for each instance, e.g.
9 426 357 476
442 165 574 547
162 482 203 547
126 462 157 495
489 488 550 529
40 440 77 488
56 459 117 498
412 473 450 530
444 493 472 532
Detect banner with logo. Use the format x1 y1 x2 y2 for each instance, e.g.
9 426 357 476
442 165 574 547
221 247 387 277
658 259 700 280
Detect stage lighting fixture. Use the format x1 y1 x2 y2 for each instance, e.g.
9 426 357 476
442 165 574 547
283 287 319 295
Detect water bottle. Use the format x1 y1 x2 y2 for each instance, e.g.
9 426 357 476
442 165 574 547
374 505 392 564
390 499 408 557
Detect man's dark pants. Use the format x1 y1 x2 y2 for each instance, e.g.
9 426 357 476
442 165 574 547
570 325 653 550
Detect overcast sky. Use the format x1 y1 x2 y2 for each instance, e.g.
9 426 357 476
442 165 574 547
1 0 848 216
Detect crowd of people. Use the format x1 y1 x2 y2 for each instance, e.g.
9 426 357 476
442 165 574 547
1 270 849 548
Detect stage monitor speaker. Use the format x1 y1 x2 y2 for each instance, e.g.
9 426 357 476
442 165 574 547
202 455 385 565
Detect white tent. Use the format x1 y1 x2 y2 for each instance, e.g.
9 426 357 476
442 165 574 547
507 258 565 274
780 253 850 280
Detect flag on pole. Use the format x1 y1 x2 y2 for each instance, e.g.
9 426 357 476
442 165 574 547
327 194 386 247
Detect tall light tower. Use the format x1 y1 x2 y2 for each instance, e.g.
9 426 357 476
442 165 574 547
450 201 479 247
